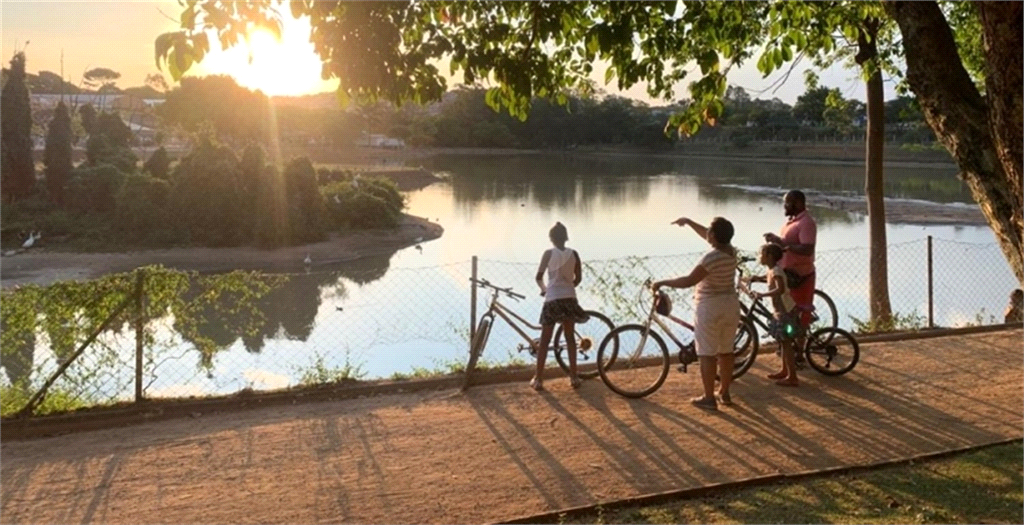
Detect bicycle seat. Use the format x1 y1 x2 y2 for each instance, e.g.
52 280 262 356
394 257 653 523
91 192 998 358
655 291 673 316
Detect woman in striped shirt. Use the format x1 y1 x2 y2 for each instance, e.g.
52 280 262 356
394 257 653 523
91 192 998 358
654 216 739 411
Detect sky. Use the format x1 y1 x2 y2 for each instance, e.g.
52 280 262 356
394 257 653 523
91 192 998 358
1 1 871 104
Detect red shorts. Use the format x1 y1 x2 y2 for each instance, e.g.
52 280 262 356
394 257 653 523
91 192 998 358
789 272 816 328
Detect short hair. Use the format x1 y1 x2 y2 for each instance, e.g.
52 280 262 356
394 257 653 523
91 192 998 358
762 243 784 262
549 221 568 243
786 190 806 206
709 217 734 245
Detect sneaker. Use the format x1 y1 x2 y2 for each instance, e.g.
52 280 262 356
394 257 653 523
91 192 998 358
529 377 544 391
690 396 718 411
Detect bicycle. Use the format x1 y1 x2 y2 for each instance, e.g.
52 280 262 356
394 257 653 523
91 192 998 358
735 264 860 376
468 278 617 381
596 279 759 399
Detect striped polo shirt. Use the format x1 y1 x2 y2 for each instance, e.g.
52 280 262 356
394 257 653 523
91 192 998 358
695 248 738 299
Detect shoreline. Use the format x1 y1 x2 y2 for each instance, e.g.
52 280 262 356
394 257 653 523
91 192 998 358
0 214 442 289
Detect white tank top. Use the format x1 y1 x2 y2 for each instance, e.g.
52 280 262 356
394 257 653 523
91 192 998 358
545 248 577 302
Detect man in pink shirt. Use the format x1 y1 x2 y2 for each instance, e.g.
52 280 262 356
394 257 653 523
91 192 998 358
764 190 817 332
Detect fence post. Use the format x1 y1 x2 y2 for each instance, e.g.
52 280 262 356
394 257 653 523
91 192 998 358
134 270 146 402
462 256 479 392
927 235 934 329
470 256 478 349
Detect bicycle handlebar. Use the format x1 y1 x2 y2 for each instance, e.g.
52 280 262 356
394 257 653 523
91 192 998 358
469 278 526 300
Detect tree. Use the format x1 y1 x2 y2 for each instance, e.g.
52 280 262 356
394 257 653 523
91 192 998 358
143 146 171 180
157 75 270 144
793 86 832 125
1 51 35 202
157 0 1023 283
78 103 97 135
884 1 1022 285
44 100 74 205
82 67 121 92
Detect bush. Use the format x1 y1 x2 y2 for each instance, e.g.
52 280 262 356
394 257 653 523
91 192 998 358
322 177 405 230
115 174 179 246
66 164 129 215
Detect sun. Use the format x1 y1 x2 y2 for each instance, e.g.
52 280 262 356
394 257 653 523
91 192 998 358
188 17 337 97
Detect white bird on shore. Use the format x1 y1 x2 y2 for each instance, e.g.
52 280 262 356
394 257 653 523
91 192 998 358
414 244 422 252
21 231 40 249
351 174 361 189
304 253 312 266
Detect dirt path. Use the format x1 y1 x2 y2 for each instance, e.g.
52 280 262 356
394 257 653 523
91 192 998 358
2 329 1021 525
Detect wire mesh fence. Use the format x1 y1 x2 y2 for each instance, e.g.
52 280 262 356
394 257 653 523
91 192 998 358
0 237 1018 417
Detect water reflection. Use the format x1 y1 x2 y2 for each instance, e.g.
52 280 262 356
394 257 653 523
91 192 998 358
176 251 396 368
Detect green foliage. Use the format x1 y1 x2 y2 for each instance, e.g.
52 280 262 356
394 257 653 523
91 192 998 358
0 266 288 415
294 350 367 386
157 75 271 142
44 101 75 206
282 157 327 244
169 135 247 246
849 310 927 334
66 163 129 216
143 146 172 180
115 174 178 246
1 383 94 417
1 51 36 202
322 176 405 230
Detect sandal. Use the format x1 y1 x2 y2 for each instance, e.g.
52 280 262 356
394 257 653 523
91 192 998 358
569 375 582 389
690 396 718 411
767 371 787 380
716 392 733 406
529 377 544 391
775 378 799 387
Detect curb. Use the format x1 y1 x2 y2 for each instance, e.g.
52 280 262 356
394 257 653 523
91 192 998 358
2 324 1019 441
493 437 1024 524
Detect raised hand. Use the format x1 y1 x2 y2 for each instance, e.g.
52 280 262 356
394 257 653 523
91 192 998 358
671 217 689 227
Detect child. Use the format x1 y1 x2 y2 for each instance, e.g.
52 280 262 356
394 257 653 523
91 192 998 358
532 222 589 391
1005 289 1023 324
753 243 800 387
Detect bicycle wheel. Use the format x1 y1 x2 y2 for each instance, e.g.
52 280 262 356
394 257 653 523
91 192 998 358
470 317 492 361
597 324 670 398
803 327 859 376
553 310 616 380
809 290 838 333
731 317 759 379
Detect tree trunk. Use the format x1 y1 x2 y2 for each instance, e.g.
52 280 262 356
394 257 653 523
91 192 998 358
856 20 893 324
884 1 1023 285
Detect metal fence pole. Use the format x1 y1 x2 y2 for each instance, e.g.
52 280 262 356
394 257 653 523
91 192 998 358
927 235 934 328
134 270 146 403
470 256 478 350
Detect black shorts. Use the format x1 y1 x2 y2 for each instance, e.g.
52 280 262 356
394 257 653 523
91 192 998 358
539 298 589 326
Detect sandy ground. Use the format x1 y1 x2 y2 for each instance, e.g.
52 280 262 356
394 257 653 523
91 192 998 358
1 328 1020 524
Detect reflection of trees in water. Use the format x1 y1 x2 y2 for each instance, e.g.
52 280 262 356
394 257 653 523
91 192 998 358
178 252 394 365
428 154 675 209
430 153 969 208
1 317 34 387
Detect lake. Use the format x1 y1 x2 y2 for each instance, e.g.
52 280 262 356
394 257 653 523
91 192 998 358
9 154 1018 400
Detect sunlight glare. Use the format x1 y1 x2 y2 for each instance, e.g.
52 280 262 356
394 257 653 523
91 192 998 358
187 16 336 97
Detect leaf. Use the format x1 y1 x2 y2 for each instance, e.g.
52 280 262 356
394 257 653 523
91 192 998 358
335 86 350 109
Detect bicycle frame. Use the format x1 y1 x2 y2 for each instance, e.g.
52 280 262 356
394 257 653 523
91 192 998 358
479 288 546 352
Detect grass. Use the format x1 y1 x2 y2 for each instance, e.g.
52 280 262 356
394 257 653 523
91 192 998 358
549 442 1023 525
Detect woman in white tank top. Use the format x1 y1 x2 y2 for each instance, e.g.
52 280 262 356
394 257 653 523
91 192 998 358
531 222 589 392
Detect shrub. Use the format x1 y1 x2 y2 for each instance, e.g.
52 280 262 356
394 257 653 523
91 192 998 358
66 164 129 215
115 174 179 246
322 177 405 230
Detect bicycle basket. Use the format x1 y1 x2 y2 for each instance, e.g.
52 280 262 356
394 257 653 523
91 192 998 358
655 290 673 316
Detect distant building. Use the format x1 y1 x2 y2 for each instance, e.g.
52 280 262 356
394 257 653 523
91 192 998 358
355 133 405 149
